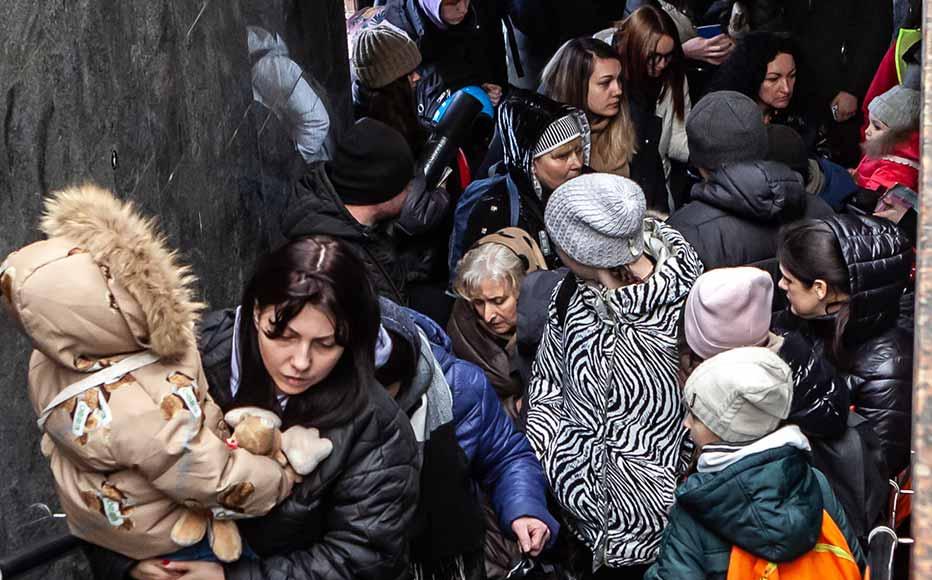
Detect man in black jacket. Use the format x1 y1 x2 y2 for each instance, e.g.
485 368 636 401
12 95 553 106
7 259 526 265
668 91 833 306
281 118 450 308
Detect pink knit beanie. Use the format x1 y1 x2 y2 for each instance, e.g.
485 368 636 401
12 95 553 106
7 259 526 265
685 267 774 360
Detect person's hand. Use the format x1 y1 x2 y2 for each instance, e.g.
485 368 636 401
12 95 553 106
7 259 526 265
130 560 182 580
511 516 551 557
831 91 858 122
482 83 503 106
163 560 225 580
682 34 734 65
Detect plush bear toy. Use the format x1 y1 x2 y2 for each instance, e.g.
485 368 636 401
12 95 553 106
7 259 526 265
170 407 333 562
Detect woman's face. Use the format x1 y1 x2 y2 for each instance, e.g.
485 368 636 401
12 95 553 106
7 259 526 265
533 137 584 191
255 303 346 396
777 264 829 319
440 0 469 26
469 278 519 335
647 35 676 78
587 57 623 117
407 70 421 89
758 52 796 111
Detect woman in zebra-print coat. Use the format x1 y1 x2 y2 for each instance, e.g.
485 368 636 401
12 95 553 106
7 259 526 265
526 173 703 577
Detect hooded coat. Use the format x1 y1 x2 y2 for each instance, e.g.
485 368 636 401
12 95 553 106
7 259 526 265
0 186 292 559
526 220 703 569
773 214 914 478
644 430 865 579
854 129 920 193
377 0 507 119
282 161 408 303
667 160 834 306
457 91 591 269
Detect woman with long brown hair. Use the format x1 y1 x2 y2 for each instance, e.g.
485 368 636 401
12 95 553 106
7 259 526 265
541 37 668 212
613 5 690 207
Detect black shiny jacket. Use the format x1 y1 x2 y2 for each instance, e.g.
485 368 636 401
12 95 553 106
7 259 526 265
774 215 914 478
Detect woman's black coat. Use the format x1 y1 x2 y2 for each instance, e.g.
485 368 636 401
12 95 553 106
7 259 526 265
85 309 420 580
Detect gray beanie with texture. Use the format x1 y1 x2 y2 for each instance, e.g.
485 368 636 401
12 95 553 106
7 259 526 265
869 85 921 132
687 91 769 169
545 173 646 268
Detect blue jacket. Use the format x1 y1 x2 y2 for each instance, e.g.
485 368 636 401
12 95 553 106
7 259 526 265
389 301 559 544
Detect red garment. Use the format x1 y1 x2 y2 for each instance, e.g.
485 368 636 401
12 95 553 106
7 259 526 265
860 44 898 141
855 131 920 191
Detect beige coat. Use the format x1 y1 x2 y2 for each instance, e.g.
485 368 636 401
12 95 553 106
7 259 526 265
0 185 291 559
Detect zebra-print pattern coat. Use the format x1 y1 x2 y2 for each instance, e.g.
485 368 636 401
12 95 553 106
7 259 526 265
526 220 703 570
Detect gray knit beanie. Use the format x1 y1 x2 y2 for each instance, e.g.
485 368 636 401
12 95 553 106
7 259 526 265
352 23 422 89
869 85 921 132
545 173 646 268
687 91 768 169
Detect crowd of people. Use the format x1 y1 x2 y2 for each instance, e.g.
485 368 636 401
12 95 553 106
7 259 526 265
0 0 922 579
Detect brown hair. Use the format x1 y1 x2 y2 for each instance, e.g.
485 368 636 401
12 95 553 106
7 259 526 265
540 37 637 171
613 5 687 121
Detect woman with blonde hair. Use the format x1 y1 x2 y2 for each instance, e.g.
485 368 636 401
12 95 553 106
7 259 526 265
541 37 668 212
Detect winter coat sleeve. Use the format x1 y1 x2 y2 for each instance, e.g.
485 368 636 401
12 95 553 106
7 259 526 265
846 332 914 477
525 297 565 470
28 354 292 518
643 506 717 580
779 332 850 439
223 403 420 580
452 361 560 543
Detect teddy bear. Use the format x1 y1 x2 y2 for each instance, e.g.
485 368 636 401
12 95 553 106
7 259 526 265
170 406 334 562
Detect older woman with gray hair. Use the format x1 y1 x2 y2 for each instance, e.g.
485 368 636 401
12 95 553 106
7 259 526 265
448 227 549 418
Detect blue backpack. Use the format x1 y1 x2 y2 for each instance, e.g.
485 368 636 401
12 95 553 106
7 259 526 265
448 173 521 276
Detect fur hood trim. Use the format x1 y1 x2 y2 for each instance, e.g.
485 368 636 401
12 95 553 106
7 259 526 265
39 184 205 359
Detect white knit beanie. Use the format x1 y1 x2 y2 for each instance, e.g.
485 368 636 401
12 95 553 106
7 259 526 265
684 347 794 443
544 173 646 268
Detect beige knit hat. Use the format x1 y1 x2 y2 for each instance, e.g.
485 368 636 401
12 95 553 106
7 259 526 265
352 23 422 89
684 347 793 443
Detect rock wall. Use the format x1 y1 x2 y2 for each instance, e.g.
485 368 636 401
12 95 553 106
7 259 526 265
0 1 349 577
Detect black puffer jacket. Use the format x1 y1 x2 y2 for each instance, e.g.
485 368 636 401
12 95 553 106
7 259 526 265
378 0 506 119
84 309 420 580
667 160 833 305
460 91 591 268
774 215 913 478
282 162 408 303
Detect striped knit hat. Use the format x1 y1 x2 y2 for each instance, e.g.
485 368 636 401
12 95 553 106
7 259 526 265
534 115 583 158
545 173 646 268
352 23 422 89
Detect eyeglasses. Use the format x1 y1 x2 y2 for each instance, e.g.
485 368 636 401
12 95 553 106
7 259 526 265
648 50 675 67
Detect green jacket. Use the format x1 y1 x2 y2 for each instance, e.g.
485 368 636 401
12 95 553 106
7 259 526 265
645 445 866 579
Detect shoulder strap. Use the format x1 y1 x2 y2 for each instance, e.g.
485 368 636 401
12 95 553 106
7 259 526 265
554 272 578 327
36 351 160 431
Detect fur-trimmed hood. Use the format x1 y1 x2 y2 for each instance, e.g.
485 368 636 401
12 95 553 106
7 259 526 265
1 184 204 368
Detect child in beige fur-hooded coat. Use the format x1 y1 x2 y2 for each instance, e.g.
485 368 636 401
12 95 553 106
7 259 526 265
0 185 324 561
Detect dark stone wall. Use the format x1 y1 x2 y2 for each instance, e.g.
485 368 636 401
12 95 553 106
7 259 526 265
0 1 349 577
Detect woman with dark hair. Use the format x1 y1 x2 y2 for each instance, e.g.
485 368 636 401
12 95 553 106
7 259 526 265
541 37 668 212
88 235 420 580
708 32 814 145
351 22 428 157
775 215 913 479
613 5 691 207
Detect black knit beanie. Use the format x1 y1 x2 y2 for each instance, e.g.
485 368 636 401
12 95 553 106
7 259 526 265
327 118 415 205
